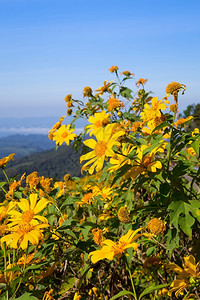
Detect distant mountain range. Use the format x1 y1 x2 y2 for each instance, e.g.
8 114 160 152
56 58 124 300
0 134 82 181
0 134 55 158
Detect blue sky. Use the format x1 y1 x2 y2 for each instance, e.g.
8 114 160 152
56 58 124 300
1 0 200 119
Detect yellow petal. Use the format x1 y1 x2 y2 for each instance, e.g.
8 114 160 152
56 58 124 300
30 194 38 210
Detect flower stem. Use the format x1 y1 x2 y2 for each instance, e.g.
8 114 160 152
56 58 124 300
2 168 10 184
125 258 138 300
167 105 177 171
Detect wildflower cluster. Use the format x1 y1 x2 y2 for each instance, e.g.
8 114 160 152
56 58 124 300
0 66 200 299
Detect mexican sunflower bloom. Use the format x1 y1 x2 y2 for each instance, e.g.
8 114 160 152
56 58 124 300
83 86 93 97
53 124 77 146
107 97 124 111
86 110 111 136
7 193 48 226
108 65 119 73
1 222 48 249
147 218 166 235
89 228 143 264
140 97 169 123
95 80 113 96
136 78 148 86
80 124 124 174
166 255 200 298
125 144 163 180
166 82 186 95
120 70 134 76
0 153 15 168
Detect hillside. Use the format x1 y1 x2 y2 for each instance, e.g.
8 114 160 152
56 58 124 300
0 134 55 158
0 144 82 181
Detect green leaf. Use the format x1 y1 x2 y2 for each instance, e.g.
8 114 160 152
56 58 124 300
139 284 169 299
25 262 48 272
14 293 38 300
119 87 133 99
166 228 179 257
59 277 76 295
168 200 197 237
80 225 92 240
0 283 6 289
110 290 134 300
190 139 200 157
146 246 157 257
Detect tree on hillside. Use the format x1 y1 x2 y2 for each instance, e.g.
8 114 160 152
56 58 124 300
182 103 200 130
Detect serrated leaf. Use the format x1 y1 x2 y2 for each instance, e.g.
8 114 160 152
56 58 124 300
119 87 133 99
166 228 179 257
110 290 134 300
168 200 196 237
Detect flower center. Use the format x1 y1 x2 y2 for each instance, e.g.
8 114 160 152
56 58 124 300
18 222 33 234
142 155 152 167
22 210 35 222
95 141 107 157
94 120 102 128
61 132 69 138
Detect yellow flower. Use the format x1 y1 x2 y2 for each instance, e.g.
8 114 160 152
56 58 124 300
192 128 199 137
140 97 169 122
0 153 15 168
109 143 135 173
6 173 26 200
42 289 55 300
125 144 163 180
26 171 40 189
98 210 113 221
118 207 130 223
83 86 93 97
49 116 65 134
73 292 81 300
86 110 111 136
97 185 113 202
76 192 95 207
95 80 113 97
7 193 48 226
54 181 65 198
147 218 166 235
107 97 124 111
0 224 9 236
64 94 72 102
0 201 16 223
136 78 148 86
166 82 185 94
1 222 48 249
89 228 143 263
92 228 103 246
174 116 193 127
187 147 196 156
169 103 177 112
108 65 119 73
166 255 200 298
53 124 77 146
120 70 134 76
80 124 124 174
